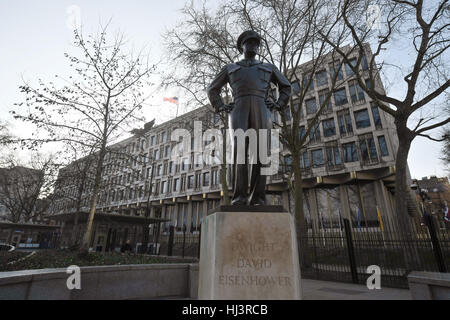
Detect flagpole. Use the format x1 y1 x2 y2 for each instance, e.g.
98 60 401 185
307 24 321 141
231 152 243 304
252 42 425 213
176 95 179 118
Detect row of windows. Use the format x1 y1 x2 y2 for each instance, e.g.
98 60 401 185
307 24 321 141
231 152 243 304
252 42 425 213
115 112 220 160
285 134 389 170
281 79 375 124
296 104 382 144
296 55 369 92
100 168 221 204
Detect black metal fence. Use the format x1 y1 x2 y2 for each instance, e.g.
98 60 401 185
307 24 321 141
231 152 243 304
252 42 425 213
301 213 450 288
159 226 201 259
157 210 449 289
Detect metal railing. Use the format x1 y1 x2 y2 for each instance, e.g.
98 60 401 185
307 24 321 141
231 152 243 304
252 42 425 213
301 214 449 288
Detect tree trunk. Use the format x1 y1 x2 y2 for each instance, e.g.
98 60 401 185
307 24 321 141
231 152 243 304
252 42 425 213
80 151 106 252
291 152 312 269
394 125 420 270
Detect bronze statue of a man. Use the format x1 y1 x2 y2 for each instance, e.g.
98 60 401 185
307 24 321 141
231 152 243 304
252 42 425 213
207 30 292 206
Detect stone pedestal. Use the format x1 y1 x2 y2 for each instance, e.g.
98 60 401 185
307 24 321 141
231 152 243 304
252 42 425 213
198 206 302 300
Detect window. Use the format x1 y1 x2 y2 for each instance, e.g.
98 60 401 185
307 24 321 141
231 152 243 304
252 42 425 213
161 131 166 143
151 136 155 146
334 88 348 106
299 126 306 141
154 182 160 195
284 108 291 121
343 142 358 162
211 168 219 186
161 181 167 194
187 175 194 189
181 175 186 191
322 118 336 137
190 153 195 170
337 110 353 136
359 134 378 161
165 145 171 157
365 78 373 90
195 172 201 188
154 149 160 160
169 161 174 174
354 109 371 129
283 155 292 172
318 89 332 112
300 151 310 169
329 61 343 80
361 54 369 70
311 149 325 167
195 153 203 168
326 145 342 166
129 188 134 200
302 73 314 90
316 70 328 87
349 80 365 103
157 164 162 176
173 178 179 192
371 103 382 128
203 172 210 187
345 58 357 77
305 98 317 114
378 136 389 156
182 158 189 171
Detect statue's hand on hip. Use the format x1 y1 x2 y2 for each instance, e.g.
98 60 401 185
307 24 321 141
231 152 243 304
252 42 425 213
218 102 234 113
266 100 282 112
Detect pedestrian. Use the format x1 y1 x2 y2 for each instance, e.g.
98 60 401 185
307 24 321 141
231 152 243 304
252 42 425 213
120 239 133 253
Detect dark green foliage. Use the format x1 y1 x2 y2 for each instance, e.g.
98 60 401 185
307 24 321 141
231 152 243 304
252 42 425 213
0 250 197 272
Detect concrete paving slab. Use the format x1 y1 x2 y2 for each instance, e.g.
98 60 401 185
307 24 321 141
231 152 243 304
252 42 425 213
302 279 411 300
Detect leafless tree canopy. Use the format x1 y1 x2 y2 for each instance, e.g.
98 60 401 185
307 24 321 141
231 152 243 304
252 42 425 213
0 153 57 223
11 22 157 250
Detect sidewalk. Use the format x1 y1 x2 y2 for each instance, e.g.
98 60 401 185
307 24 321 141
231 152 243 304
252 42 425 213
302 278 411 300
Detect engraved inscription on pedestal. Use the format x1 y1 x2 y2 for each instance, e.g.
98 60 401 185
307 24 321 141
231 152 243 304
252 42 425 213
198 211 302 300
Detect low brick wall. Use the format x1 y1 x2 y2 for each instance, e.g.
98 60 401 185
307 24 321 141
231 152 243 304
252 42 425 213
0 263 199 300
408 271 450 300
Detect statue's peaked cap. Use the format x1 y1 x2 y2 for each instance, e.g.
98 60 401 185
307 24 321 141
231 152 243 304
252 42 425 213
237 30 261 54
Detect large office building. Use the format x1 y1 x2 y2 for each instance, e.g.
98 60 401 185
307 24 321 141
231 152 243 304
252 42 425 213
49 45 406 254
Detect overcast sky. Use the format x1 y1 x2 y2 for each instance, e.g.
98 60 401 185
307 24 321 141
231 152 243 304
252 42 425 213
0 0 448 179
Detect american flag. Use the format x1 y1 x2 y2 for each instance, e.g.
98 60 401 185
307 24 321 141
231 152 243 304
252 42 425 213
163 97 179 105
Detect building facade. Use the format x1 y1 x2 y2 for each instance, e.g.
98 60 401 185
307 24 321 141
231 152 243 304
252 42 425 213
50 45 405 254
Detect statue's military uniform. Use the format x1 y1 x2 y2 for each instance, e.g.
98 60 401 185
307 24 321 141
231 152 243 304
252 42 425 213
207 57 291 205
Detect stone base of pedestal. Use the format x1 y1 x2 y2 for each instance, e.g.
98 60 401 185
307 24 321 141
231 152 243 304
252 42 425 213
198 207 302 300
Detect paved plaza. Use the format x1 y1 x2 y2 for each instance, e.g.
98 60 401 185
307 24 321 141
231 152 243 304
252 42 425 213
301 279 411 300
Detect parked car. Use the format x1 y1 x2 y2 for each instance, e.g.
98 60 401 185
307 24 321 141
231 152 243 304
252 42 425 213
0 243 15 252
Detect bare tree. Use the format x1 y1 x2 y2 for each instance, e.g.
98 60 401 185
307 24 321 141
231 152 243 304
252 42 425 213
319 0 450 250
0 153 57 226
162 1 243 204
0 122 11 148
440 99 450 174
11 23 156 252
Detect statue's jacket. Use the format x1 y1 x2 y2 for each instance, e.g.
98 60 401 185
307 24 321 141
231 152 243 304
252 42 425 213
207 59 292 131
